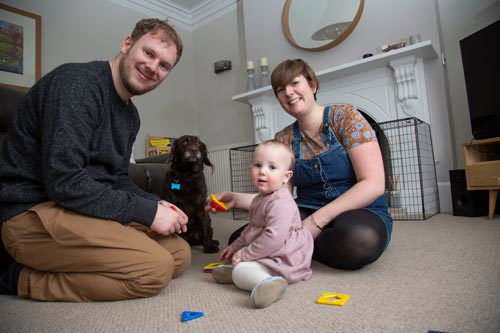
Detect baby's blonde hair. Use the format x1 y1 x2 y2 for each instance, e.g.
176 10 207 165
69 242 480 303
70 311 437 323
256 140 294 170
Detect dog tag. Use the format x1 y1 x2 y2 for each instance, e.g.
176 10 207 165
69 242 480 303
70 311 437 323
171 183 181 190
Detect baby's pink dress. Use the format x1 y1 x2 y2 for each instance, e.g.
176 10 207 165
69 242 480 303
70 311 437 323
230 186 313 283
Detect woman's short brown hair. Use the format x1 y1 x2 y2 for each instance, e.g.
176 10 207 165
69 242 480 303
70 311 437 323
130 18 183 66
271 59 319 100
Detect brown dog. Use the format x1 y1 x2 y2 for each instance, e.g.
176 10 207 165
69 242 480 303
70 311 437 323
161 135 219 253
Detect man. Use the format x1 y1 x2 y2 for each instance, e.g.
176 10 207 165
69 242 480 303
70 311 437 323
0 19 191 301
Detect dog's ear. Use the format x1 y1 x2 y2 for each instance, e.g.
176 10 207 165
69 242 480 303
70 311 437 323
200 141 214 170
204 154 214 175
203 154 213 168
203 149 214 169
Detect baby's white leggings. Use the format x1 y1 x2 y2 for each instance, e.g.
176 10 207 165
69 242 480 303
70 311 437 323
232 261 273 291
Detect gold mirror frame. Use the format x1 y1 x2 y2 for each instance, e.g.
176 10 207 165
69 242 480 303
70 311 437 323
282 0 364 52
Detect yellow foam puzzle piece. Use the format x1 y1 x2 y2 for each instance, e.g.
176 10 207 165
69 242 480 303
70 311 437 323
315 292 350 306
203 261 226 270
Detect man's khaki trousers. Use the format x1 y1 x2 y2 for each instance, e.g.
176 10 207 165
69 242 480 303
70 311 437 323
1 201 191 302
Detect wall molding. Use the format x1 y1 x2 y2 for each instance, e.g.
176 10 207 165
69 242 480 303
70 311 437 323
108 0 237 31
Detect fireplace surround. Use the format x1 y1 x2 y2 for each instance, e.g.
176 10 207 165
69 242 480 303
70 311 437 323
231 40 446 214
232 40 438 143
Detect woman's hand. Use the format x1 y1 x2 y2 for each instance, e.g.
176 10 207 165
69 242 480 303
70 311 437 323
303 214 323 240
205 192 236 213
219 246 235 261
302 141 386 234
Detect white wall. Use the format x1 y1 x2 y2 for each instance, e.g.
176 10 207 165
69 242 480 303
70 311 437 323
192 2 253 148
436 0 500 168
2 0 197 158
242 0 443 73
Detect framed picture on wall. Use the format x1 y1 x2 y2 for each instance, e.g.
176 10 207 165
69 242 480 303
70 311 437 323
0 3 41 91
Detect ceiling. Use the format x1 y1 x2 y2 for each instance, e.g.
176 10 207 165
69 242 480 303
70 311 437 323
109 0 238 31
167 0 213 11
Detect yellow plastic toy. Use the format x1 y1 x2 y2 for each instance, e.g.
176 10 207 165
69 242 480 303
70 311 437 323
210 194 228 211
203 261 226 270
315 292 350 306
203 261 226 273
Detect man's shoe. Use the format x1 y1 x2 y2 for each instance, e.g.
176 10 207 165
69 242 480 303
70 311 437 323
250 276 288 308
211 264 233 284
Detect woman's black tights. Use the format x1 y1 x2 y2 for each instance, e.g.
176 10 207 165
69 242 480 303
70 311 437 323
228 208 388 270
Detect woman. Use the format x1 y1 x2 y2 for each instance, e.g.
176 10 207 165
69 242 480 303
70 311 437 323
210 59 392 270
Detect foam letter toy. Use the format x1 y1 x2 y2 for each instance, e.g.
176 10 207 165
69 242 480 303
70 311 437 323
181 311 204 322
210 194 228 211
316 292 350 306
203 261 228 273
204 261 226 270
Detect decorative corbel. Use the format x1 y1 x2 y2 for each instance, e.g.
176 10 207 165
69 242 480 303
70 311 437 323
390 56 418 116
252 104 271 143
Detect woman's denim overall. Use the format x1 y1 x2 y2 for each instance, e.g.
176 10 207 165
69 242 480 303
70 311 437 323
292 106 392 245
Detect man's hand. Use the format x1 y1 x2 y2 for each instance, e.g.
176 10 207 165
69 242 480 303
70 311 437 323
150 201 188 235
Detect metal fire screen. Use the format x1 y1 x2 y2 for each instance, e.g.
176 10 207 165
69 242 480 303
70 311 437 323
229 117 439 220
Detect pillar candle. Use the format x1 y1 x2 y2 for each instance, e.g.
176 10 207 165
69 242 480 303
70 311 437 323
247 61 254 69
260 57 268 67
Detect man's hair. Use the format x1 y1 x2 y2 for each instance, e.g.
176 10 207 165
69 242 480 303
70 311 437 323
130 18 183 66
271 59 319 100
257 140 295 170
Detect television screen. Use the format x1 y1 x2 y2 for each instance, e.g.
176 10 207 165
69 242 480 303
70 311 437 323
459 19 500 140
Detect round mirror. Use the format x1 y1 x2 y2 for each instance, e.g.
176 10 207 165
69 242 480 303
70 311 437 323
282 0 364 52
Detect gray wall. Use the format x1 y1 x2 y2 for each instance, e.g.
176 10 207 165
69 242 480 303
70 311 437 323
240 0 454 211
192 2 253 149
4 0 499 194
436 0 500 168
242 0 443 73
2 0 197 158
238 0 500 176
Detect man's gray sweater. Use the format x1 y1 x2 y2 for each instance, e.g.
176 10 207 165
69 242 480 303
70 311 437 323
0 61 158 226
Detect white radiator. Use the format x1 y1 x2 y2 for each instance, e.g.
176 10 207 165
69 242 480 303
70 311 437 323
204 147 232 195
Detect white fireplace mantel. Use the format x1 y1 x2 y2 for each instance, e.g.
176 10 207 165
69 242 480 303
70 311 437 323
232 40 438 144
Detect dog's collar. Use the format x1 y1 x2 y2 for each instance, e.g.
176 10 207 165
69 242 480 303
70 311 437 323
173 175 192 183
169 175 191 190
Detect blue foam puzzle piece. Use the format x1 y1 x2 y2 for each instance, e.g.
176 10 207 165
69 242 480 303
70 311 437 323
181 311 204 322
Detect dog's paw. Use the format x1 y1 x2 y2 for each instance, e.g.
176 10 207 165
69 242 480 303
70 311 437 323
203 239 220 253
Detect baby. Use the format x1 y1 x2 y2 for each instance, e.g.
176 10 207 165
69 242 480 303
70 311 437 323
211 140 314 308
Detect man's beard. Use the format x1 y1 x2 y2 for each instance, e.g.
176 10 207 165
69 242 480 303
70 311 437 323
118 54 159 97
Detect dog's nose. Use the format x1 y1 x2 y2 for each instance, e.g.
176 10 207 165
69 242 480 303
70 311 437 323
187 146 199 154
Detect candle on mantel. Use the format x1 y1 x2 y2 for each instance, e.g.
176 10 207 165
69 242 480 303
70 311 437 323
247 61 254 69
260 57 268 67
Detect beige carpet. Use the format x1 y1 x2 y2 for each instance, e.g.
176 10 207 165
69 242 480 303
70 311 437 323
1 212 499 333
